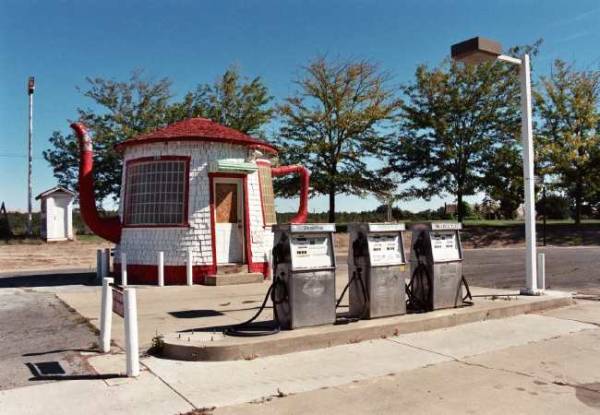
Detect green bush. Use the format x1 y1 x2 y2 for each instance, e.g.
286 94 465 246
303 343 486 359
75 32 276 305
536 194 571 220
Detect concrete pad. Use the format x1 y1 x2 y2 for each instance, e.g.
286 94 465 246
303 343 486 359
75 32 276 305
0 371 193 415
57 284 271 349
465 329 600 391
143 313 594 409
161 291 573 361
214 358 600 415
204 272 264 286
86 353 131 386
390 314 595 359
143 338 449 408
537 300 600 325
56 278 574 361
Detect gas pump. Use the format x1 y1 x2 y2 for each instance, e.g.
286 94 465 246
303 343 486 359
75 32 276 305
407 222 470 311
272 223 337 329
347 223 408 319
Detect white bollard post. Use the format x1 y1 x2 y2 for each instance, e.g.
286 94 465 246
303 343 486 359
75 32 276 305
99 250 106 279
537 252 545 291
121 253 128 286
96 249 103 280
124 288 140 377
104 248 111 276
158 251 164 287
99 277 114 353
186 248 193 286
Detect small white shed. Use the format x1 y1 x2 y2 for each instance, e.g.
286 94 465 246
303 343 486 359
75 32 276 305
36 186 76 241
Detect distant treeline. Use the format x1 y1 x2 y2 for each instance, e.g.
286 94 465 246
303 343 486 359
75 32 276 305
2 211 92 237
3 193 592 239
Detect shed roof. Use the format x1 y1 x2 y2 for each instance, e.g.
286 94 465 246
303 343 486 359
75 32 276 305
115 117 278 154
35 186 76 200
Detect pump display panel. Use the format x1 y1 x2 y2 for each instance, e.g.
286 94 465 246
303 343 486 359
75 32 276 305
430 231 461 262
367 233 405 266
290 234 334 270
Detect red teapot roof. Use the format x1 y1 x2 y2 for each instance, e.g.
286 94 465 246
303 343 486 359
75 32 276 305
115 117 278 154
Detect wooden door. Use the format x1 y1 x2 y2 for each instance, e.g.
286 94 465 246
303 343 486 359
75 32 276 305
214 179 244 264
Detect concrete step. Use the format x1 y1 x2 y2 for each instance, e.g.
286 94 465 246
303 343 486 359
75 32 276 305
217 264 248 274
204 272 263 286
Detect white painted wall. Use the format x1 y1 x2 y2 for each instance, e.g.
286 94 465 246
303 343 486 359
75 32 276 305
40 193 74 241
115 141 273 268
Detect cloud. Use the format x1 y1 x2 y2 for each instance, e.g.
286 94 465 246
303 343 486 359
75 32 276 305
551 6 600 27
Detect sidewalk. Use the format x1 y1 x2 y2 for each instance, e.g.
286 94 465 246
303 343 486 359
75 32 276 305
1 300 599 414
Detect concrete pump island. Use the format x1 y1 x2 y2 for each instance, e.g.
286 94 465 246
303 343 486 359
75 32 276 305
60 118 573 365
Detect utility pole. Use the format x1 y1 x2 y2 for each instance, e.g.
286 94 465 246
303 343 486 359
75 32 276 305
27 76 34 236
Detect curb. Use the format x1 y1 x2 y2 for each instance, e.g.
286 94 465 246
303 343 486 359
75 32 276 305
161 293 573 361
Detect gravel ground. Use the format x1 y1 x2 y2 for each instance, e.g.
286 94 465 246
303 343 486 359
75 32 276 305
0 288 99 391
0 239 112 273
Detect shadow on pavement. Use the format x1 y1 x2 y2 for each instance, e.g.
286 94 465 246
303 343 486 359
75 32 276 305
23 347 99 357
169 309 224 319
0 271 98 288
26 362 125 382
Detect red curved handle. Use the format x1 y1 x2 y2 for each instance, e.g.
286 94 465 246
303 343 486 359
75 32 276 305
271 165 309 224
71 123 122 243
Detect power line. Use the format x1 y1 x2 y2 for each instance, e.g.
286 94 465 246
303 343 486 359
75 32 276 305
0 154 44 160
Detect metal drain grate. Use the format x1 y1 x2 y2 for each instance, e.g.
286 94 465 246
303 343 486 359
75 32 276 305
30 361 66 376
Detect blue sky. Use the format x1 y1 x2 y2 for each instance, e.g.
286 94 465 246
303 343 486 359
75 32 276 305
1 0 600 213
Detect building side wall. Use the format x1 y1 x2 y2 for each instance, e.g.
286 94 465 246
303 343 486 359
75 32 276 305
115 142 270 275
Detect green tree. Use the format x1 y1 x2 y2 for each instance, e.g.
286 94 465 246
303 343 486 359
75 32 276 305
534 60 600 224
386 55 523 221
167 66 273 135
277 56 402 222
483 143 523 219
44 68 273 203
44 72 173 204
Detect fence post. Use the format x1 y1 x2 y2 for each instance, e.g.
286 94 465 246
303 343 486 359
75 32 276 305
187 248 193 286
537 252 545 291
121 253 128 286
124 288 140 377
158 251 164 287
99 277 114 353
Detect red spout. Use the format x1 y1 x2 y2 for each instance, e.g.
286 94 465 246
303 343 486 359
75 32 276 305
271 165 309 223
71 123 122 243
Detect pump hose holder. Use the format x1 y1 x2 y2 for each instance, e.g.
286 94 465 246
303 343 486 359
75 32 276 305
334 268 369 324
224 277 288 337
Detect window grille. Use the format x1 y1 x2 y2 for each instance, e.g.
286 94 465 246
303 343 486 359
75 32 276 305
124 159 187 226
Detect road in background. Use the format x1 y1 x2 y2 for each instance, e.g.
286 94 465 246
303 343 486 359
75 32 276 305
463 246 600 295
336 246 600 296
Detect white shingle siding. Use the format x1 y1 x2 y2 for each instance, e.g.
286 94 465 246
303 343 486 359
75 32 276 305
114 141 272 268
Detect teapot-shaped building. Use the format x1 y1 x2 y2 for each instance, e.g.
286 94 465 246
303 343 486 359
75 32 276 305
71 118 308 284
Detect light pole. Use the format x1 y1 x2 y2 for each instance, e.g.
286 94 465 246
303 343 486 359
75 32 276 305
27 76 35 236
450 37 541 295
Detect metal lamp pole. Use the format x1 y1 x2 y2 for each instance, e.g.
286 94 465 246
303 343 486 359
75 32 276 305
27 77 35 236
451 37 541 295
501 54 540 295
